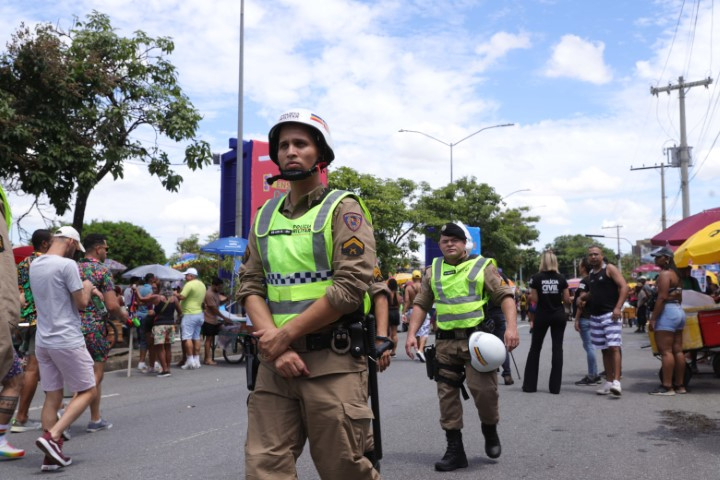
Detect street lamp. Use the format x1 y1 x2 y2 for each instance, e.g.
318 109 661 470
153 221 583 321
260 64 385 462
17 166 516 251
398 123 514 183
501 188 531 201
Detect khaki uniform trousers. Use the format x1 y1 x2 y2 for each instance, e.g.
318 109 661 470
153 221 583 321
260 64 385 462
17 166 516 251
245 362 380 480
435 338 499 430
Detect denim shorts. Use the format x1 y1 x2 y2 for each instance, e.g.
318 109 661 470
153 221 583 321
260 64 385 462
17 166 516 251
181 313 204 340
654 303 686 332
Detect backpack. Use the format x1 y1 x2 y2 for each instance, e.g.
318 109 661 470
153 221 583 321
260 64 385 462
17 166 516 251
644 287 657 313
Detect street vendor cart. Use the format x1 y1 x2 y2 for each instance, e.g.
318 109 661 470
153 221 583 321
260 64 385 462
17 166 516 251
648 305 720 385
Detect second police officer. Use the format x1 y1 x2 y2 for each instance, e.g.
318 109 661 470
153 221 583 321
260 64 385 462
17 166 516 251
405 222 520 472
237 109 380 479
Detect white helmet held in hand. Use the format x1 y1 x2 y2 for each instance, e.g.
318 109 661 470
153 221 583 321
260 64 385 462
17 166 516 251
468 331 506 372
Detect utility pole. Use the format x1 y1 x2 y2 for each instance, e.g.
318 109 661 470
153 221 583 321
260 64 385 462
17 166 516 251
629 161 667 230
602 225 623 274
650 76 713 219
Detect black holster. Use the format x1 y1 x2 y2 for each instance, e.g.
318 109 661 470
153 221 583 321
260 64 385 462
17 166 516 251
427 343 469 400
244 335 260 391
424 344 437 380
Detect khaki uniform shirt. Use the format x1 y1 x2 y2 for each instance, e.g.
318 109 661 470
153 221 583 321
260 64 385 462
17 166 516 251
238 185 376 377
413 255 513 316
0 200 20 379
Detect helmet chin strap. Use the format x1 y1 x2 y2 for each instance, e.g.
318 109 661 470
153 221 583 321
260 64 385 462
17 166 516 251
266 161 326 186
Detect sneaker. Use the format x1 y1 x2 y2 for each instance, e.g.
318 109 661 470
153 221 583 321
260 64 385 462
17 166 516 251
0 440 25 459
86 418 113 433
181 362 193 370
194 358 201 369
154 362 162 373
56 410 71 441
590 375 603 385
157 371 172 378
36 431 72 467
137 362 148 372
502 374 514 385
649 385 675 396
610 380 622 396
41 456 61 471
10 418 42 433
416 351 426 363
596 381 612 395
574 375 595 386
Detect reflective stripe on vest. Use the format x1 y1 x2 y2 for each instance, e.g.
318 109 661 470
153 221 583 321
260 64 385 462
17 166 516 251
254 190 371 327
431 255 494 330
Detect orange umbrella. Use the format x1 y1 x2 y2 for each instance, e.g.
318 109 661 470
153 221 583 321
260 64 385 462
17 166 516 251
674 221 720 267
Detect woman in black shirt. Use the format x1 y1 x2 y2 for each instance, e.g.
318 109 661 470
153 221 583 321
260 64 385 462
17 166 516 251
522 250 571 394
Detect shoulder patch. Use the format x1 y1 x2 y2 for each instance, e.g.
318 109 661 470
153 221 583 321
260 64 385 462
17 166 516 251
341 236 365 257
343 212 363 232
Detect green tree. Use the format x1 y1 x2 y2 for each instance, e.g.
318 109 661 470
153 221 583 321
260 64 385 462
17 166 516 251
0 12 211 233
545 234 616 278
417 176 540 278
328 167 434 276
82 220 166 268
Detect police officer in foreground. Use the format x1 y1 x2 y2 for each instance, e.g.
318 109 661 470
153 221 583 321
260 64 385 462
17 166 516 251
405 222 519 472
237 109 379 479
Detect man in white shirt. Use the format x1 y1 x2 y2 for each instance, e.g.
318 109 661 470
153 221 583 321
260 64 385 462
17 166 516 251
29 226 97 471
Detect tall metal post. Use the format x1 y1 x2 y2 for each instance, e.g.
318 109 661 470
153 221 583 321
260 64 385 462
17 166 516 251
235 0 245 238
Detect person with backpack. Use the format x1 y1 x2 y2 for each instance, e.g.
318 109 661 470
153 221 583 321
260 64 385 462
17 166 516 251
635 277 652 333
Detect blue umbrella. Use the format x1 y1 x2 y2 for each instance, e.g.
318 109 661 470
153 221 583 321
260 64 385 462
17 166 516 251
200 236 248 257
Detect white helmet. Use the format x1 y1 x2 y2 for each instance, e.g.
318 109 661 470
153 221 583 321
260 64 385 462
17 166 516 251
268 108 335 166
468 331 506 373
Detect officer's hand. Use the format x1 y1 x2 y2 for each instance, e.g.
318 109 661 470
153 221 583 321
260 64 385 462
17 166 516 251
376 348 391 372
255 327 291 362
405 336 418 360
504 327 520 352
274 350 309 378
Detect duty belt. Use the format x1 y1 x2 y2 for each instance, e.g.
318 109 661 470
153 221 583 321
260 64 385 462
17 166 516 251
290 323 361 355
435 326 482 340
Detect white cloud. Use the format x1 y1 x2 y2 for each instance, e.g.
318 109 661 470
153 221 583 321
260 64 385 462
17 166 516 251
543 34 613 84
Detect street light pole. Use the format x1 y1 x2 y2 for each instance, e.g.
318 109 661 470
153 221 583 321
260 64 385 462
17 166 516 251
501 188 531 201
399 123 514 183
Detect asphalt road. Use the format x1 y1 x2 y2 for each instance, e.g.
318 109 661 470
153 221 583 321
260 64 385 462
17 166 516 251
5 321 720 479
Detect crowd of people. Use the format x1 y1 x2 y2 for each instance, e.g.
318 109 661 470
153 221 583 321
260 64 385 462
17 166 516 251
0 216 243 471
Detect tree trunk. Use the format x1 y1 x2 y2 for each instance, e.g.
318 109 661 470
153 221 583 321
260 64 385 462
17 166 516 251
73 188 90 236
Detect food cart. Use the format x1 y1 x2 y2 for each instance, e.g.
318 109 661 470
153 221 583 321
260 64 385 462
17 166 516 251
648 304 720 385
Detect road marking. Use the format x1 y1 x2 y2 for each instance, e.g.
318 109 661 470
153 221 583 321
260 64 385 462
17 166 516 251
28 393 120 411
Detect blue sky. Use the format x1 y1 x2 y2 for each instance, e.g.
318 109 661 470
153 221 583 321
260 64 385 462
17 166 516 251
3 0 720 267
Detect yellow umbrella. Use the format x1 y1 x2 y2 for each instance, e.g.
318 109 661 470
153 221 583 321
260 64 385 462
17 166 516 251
674 221 720 267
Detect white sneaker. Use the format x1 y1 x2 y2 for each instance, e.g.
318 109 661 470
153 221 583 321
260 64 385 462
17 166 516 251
154 362 162 373
596 381 612 395
137 362 148 372
610 380 622 396
181 363 192 370
193 358 201 369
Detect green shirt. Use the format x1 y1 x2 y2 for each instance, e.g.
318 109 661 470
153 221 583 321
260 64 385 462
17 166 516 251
180 278 206 315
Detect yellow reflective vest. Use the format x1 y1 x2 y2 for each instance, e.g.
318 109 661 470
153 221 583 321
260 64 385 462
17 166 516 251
254 190 372 328
430 255 495 330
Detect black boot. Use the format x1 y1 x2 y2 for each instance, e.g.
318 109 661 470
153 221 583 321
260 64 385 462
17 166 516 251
481 423 502 459
434 429 468 472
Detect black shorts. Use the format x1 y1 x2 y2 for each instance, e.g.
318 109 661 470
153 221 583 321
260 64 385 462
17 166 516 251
389 309 400 327
201 322 221 337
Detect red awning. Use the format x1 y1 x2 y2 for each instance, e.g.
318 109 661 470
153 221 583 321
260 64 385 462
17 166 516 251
650 208 720 246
